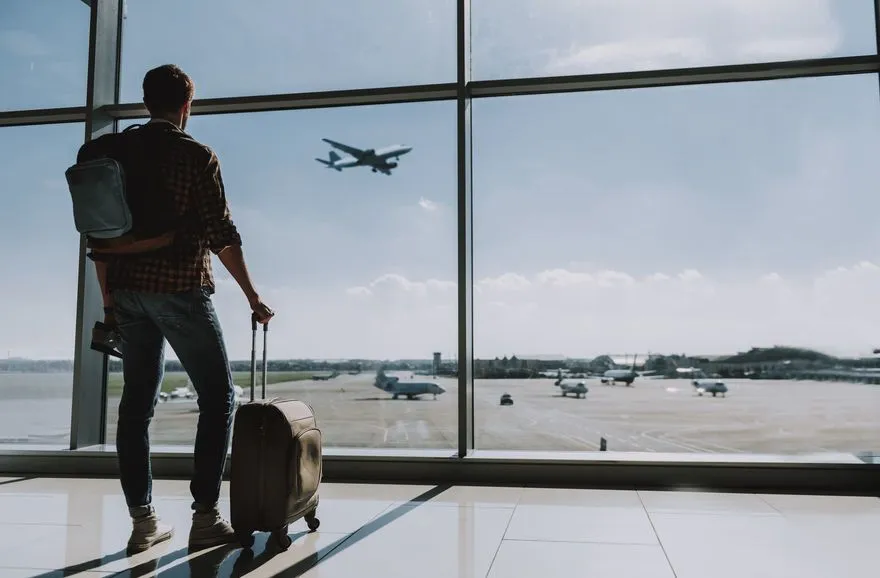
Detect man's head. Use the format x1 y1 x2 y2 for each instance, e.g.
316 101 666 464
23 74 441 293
142 64 194 130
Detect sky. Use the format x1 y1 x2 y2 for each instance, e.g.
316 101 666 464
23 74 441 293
2 0 880 361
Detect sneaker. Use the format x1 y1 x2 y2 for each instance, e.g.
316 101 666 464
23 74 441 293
127 505 174 554
189 505 237 549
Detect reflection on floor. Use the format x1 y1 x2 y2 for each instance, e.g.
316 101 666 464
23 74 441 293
0 475 878 577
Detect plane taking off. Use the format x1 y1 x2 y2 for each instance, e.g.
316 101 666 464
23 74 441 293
373 369 445 400
315 138 412 175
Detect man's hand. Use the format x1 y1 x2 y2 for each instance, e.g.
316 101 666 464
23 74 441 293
250 296 274 325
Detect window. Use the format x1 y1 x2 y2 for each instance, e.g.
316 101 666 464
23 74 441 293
119 0 456 102
472 74 880 460
104 101 458 450
0 122 84 447
471 0 877 80
0 0 90 111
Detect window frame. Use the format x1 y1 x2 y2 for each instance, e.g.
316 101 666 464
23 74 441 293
0 0 877 495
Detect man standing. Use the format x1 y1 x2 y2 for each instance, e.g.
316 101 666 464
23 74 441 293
95 64 273 553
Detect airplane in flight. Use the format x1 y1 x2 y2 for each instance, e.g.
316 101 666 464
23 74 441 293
692 379 728 397
373 369 445 400
315 138 413 175
554 375 588 399
600 354 655 386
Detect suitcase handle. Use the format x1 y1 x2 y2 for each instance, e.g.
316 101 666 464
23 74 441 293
250 313 269 401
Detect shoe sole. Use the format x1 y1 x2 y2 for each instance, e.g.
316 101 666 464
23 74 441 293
126 528 174 554
188 532 238 549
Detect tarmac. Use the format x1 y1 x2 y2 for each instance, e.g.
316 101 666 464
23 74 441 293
104 371 880 456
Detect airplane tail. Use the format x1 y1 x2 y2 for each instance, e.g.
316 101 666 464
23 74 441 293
315 150 342 169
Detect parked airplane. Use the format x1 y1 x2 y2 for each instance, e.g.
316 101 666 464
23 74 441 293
554 375 588 399
312 370 340 381
693 379 728 397
373 369 445 400
600 354 655 386
315 138 412 175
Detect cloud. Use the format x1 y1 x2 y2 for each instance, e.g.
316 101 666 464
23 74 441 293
5 260 880 361
418 197 439 212
473 0 844 77
205 261 880 360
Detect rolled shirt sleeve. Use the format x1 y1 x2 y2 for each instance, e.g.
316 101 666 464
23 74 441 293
196 149 243 254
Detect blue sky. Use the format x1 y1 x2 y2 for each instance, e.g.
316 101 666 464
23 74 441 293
2 0 880 360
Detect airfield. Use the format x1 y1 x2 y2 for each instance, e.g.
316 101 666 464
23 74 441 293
101 371 880 457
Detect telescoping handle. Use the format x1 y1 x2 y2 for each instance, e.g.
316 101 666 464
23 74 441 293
250 313 269 401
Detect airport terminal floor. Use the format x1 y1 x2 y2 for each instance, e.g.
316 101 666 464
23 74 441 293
0 475 877 577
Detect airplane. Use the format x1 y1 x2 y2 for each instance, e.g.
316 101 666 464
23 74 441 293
158 385 195 402
315 138 412 175
693 379 728 397
554 376 588 398
373 369 445 400
312 370 340 381
600 354 655 386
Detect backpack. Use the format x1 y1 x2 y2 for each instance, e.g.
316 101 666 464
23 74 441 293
65 123 181 256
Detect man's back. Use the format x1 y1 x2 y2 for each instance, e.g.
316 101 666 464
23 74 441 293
103 120 242 295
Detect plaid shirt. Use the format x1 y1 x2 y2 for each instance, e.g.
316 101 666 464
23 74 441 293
103 120 242 294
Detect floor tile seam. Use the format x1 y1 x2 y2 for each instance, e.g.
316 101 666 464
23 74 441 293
0 564 113 574
501 537 668 547
641 509 782 517
638 490 680 578
485 502 518 578
388 501 517 510
0 522 84 527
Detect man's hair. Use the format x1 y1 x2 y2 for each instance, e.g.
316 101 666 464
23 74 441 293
142 64 194 116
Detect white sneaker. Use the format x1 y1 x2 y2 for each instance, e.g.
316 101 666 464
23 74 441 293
127 505 174 554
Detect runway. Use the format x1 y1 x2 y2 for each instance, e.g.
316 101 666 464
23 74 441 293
101 371 880 456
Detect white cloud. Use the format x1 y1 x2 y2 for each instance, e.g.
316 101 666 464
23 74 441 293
204 261 880 360
5 261 880 361
474 0 845 77
418 197 439 212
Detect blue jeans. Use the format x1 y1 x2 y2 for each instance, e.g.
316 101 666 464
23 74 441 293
112 287 235 511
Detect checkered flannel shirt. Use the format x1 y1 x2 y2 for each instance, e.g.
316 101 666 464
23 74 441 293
103 120 242 295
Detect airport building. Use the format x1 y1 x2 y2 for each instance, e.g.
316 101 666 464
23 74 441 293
1 1 879 575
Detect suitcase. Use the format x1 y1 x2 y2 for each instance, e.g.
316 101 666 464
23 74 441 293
229 314 323 551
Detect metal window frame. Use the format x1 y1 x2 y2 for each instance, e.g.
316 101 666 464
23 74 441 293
0 0 879 494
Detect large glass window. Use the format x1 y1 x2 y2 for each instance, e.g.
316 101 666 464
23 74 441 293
472 74 880 460
119 0 456 102
471 0 877 80
0 122 84 447
104 101 458 450
0 0 90 111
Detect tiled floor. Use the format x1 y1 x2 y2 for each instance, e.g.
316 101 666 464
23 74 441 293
0 476 877 577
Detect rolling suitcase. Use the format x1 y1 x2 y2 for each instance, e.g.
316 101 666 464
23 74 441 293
229 314 323 551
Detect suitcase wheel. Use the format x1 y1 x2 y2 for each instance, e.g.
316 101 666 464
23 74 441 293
236 531 255 550
305 511 320 532
272 526 292 551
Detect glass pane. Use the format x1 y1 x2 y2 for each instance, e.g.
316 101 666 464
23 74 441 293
105 102 457 450
472 0 877 81
0 122 84 447
0 0 90 111
473 74 880 461
119 0 456 102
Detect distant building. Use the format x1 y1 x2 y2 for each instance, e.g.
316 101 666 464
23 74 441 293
433 352 442 376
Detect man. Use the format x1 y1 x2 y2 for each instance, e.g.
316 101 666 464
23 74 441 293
98 64 273 553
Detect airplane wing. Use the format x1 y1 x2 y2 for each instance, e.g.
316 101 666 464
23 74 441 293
322 138 364 158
